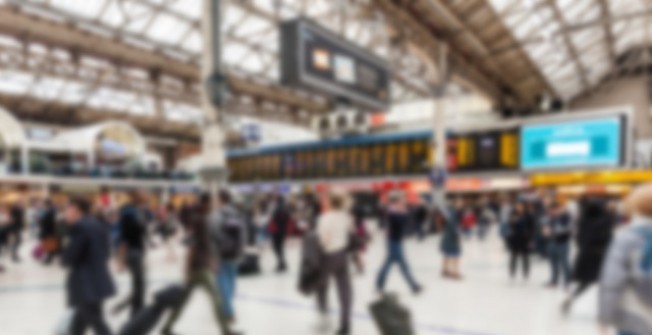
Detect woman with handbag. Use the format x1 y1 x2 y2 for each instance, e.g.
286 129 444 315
315 192 354 335
40 199 61 265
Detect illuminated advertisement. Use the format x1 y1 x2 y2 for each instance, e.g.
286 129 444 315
521 117 625 170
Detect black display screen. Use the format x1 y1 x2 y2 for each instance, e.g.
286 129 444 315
281 18 390 111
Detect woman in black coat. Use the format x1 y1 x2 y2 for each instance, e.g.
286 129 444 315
506 201 535 280
562 196 615 313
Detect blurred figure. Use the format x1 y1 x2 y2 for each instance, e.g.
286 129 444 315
506 201 534 280
460 205 476 239
599 184 652 335
161 194 238 335
316 193 354 335
253 196 271 245
210 190 247 326
39 199 60 265
533 193 551 258
158 202 178 261
351 198 369 274
546 201 572 288
411 198 428 241
27 197 42 238
376 191 423 294
477 198 495 241
115 191 147 317
8 197 25 262
441 198 463 280
63 197 115 335
563 196 615 314
269 195 291 272
0 203 10 273
499 195 514 248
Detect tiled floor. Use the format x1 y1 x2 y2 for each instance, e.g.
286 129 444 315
0 228 599 335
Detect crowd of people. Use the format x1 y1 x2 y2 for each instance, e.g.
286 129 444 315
0 184 650 335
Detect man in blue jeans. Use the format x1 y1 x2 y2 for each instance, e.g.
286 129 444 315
546 201 572 288
376 193 422 294
210 191 248 326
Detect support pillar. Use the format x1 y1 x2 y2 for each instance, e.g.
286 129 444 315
199 0 228 197
431 44 450 217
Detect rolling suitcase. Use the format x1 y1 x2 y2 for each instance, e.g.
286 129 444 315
239 252 260 276
118 284 185 335
369 293 415 335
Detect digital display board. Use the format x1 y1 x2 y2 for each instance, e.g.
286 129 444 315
520 117 625 170
280 18 391 110
447 129 520 173
227 137 429 182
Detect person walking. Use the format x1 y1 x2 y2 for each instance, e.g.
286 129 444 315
599 184 652 335
351 199 369 274
562 196 615 313
315 193 354 335
376 192 423 294
8 198 25 262
210 190 247 327
506 201 535 280
0 204 10 273
412 200 428 241
545 201 573 288
39 199 60 265
161 194 240 335
269 196 291 272
115 191 147 317
62 197 115 335
441 199 463 280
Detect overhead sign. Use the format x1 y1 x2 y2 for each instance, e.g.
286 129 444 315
447 129 520 173
521 117 625 170
280 18 391 111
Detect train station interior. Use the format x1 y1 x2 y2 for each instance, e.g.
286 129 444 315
0 0 651 335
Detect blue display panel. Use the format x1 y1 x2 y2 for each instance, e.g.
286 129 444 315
521 117 624 170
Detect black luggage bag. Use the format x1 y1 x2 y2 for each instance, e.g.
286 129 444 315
239 252 261 276
369 293 415 335
118 284 185 335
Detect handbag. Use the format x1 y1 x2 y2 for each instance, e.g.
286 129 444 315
347 233 364 252
43 238 60 253
55 309 76 335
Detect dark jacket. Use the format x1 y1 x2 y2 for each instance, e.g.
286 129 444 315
440 208 462 255
271 201 291 236
507 212 535 252
63 216 116 306
298 232 325 295
39 206 58 240
549 212 572 244
386 207 410 243
186 204 216 273
10 205 24 231
573 198 614 283
118 203 146 251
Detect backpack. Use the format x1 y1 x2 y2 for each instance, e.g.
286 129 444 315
218 208 244 261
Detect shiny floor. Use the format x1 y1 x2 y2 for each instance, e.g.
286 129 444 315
0 227 598 335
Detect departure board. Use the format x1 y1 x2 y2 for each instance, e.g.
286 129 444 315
228 137 431 182
448 129 520 172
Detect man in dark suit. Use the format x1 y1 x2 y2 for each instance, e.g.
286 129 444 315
63 197 116 335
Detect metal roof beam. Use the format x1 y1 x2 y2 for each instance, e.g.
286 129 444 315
0 5 328 113
598 0 617 63
546 0 590 91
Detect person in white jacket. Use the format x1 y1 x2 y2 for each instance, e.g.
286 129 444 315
315 192 354 335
